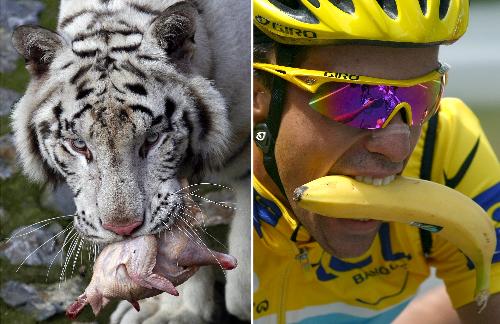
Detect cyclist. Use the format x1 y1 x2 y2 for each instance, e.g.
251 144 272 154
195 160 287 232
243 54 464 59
252 0 500 322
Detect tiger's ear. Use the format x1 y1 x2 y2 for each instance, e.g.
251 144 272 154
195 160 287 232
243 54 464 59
148 1 197 62
12 25 64 77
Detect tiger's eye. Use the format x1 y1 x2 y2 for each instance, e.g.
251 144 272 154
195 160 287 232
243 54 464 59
145 132 159 145
71 138 87 151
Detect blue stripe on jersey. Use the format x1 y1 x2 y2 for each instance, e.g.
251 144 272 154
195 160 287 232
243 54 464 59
493 228 500 263
473 182 500 221
291 300 411 324
472 183 500 263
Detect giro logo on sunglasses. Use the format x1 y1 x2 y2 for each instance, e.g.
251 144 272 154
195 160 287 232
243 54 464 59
255 15 317 39
323 71 360 81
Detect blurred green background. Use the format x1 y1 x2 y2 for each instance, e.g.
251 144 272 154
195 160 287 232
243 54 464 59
1 0 499 323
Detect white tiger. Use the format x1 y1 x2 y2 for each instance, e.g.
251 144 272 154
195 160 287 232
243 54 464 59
11 0 250 322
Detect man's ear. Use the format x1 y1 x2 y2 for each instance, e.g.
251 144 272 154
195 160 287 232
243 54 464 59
12 25 64 78
253 78 271 125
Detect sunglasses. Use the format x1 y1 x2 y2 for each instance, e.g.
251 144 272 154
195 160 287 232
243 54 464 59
253 63 449 129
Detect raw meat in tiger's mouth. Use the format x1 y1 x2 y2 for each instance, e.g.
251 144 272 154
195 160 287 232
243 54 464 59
66 229 237 319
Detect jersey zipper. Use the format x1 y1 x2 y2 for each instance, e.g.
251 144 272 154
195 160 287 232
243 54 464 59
279 247 312 324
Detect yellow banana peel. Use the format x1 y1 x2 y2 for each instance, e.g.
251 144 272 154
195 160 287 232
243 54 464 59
293 175 495 312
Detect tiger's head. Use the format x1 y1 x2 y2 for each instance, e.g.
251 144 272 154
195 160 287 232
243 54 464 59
11 1 230 243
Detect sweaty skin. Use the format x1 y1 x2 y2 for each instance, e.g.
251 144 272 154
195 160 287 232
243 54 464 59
66 231 237 319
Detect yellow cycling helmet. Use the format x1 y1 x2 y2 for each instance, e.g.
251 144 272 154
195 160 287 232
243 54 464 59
254 0 469 45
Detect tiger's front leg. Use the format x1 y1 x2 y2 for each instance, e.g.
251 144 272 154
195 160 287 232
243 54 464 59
225 177 251 320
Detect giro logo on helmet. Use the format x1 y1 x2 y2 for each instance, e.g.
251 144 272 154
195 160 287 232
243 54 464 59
254 15 317 39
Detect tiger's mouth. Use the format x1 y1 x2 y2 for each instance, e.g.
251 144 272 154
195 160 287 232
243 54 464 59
77 177 196 244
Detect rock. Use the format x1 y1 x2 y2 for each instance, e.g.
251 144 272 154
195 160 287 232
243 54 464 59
41 183 77 215
0 133 17 179
0 87 21 117
0 223 64 266
0 159 15 179
0 28 20 73
0 280 38 307
20 300 58 321
0 0 45 73
40 276 86 314
0 0 45 31
195 190 235 227
0 134 16 161
0 277 85 321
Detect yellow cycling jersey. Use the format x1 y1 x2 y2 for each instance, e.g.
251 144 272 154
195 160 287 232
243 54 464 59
253 98 500 323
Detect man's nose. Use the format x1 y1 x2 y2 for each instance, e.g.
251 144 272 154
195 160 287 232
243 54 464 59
364 112 411 163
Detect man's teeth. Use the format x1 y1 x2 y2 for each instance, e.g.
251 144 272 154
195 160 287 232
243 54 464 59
354 175 396 186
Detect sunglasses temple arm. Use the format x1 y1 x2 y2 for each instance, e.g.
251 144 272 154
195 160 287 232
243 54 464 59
254 65 314 92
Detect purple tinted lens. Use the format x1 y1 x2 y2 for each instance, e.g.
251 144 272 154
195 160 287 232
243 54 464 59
309 80 442 129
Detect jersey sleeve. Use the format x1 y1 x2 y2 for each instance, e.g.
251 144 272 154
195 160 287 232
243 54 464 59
426 98 500 308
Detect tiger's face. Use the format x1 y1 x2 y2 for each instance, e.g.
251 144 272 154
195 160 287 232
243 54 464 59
11 2 229 243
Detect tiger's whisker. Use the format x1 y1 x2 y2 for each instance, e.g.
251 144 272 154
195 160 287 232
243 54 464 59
183 193 237 210
59 232 78 283
174 182 233 194
8 222 52 241
7 214 76 242
71 237 84 278
16 224 72 273
46 226 75 282
175 213 228 250
60 232 80 283
178 221 227 276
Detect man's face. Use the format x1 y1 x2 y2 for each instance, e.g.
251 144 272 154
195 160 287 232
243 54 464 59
254 44 439 258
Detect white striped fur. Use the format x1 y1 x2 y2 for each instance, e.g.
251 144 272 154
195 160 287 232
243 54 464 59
11 0 250 321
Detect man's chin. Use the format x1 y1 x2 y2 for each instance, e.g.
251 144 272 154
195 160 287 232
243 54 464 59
331 217 382 235
315 215 382 258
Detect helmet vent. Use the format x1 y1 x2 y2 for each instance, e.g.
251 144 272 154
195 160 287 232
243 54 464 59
418 0 427 15
269 0 320 23
306 0 320 8
375 0 398 19
439 0 451 19
327 0 355 14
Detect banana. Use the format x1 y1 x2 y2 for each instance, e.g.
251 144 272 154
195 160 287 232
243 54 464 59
293 175 496 312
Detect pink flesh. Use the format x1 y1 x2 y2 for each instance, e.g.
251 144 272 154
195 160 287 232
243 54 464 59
67 230 237 319
66 296 87 320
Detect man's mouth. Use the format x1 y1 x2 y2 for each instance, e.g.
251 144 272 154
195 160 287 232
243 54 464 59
354 174 396 186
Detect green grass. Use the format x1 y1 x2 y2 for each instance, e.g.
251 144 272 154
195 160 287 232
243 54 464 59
0 60 29 93
0 117 10 137
39 0 59 31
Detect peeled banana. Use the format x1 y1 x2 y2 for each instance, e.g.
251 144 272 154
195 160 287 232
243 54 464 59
293 175 495 312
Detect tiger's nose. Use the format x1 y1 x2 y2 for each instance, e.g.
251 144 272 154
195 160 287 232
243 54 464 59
102 221 143 236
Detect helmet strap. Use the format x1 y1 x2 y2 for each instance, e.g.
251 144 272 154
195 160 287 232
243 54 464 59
254 44 297 199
